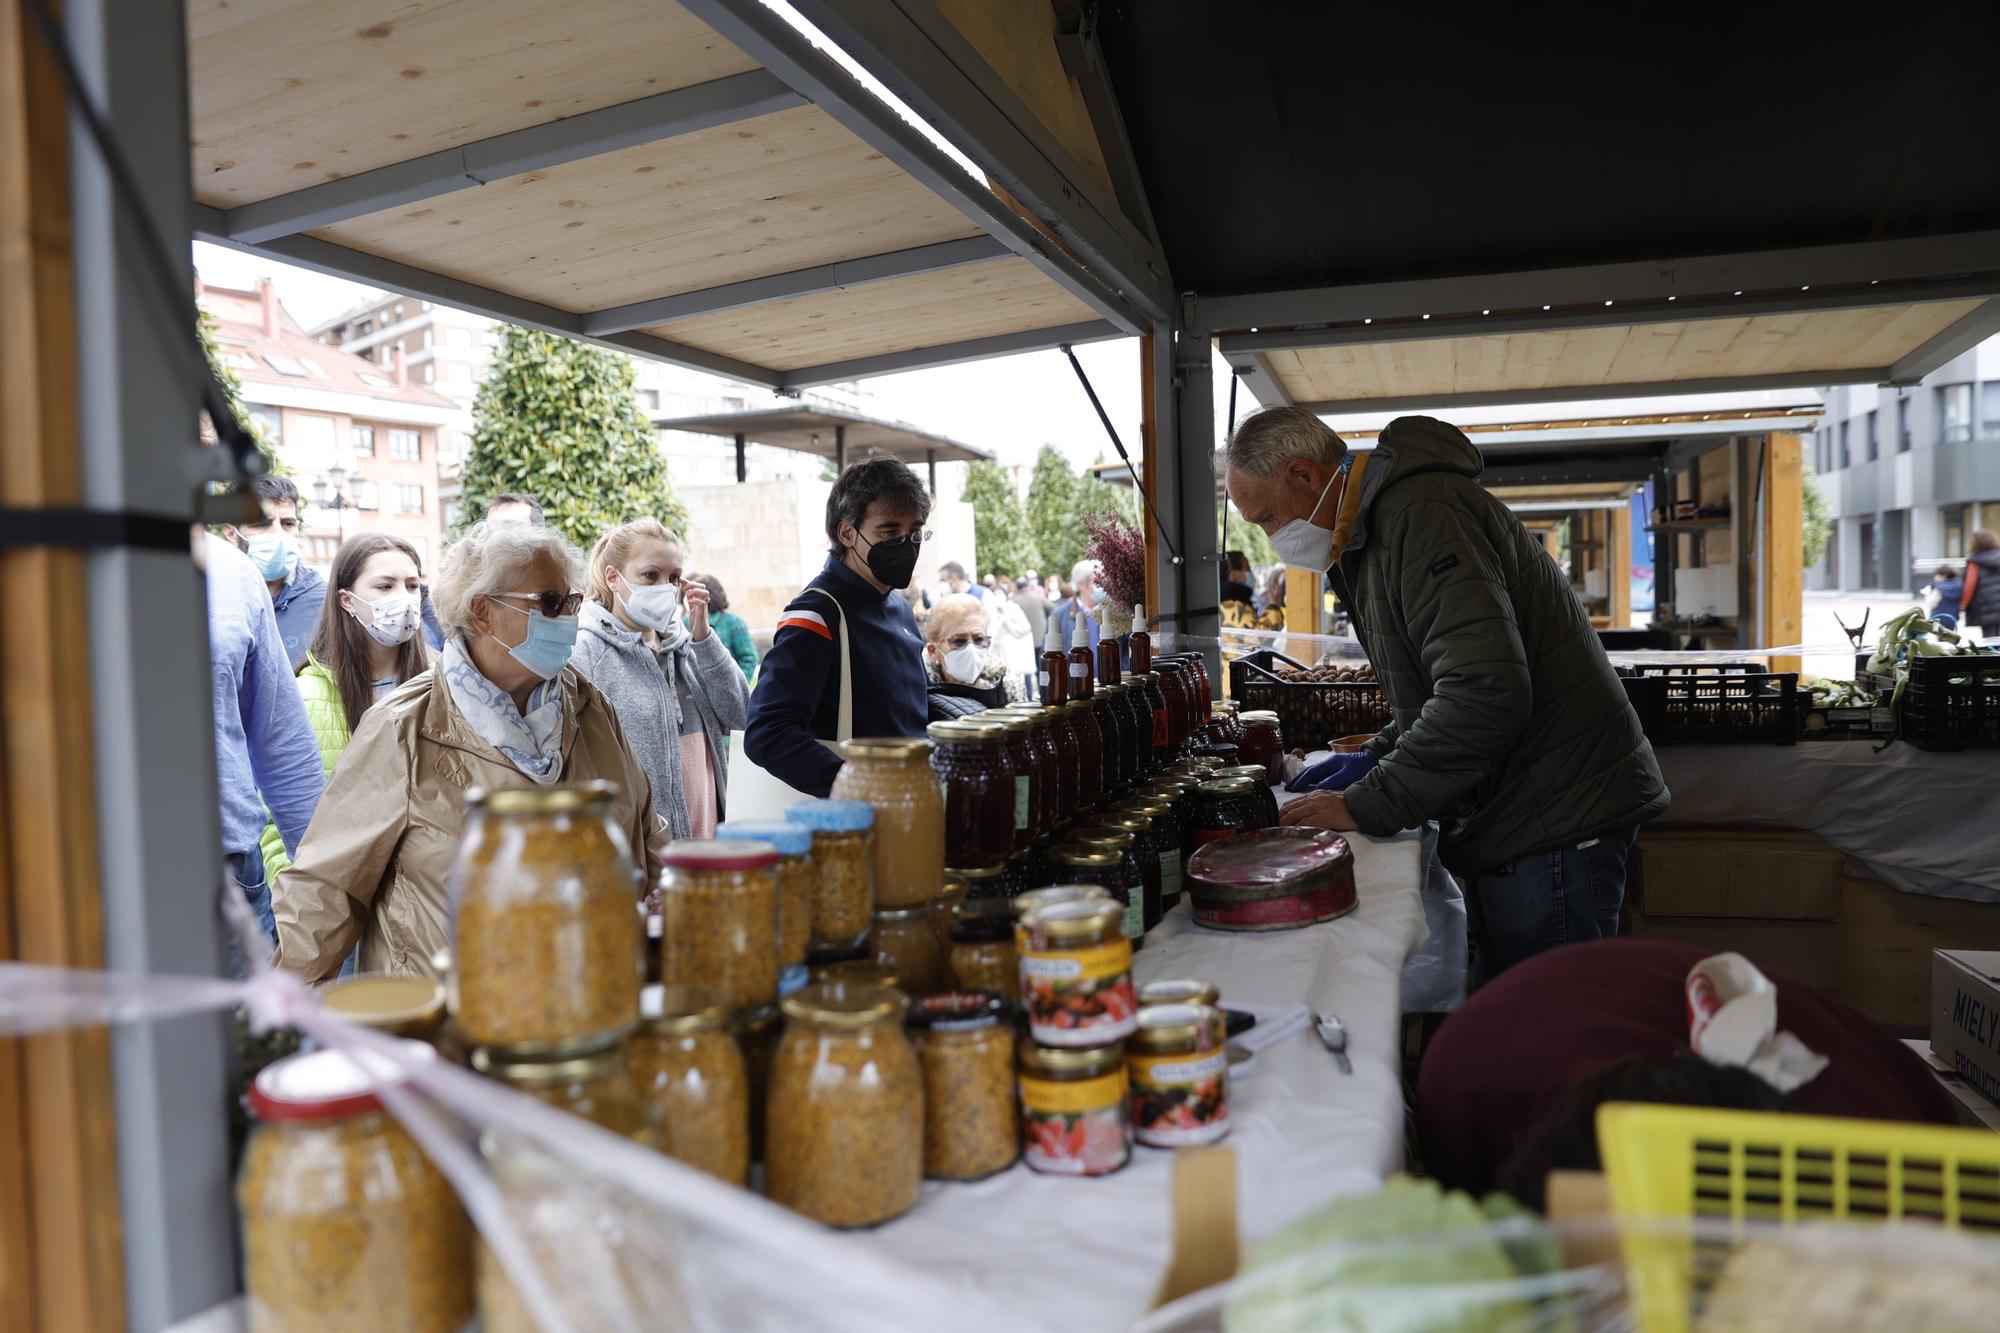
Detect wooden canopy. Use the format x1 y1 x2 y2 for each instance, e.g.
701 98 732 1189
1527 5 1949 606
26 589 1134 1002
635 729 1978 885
657 403 987 464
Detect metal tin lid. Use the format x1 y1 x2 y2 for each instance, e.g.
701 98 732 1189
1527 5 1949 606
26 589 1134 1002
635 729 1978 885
785 798 875 832
1018 1041 1124 1080
639 983 731 1035
1011 885 1113 917
993 703 1050 716
1187 826 1354 894
1018 896 1123 942
926 719 1005 744
320 974 445 1031
779 981 906 1028
472 1042 627 1086
1049 845 1122 868
658 838 781 873
1196 777 1262 796
1138 978 1221 1008
1061 699 1096 713
1130 1002 1220 1050
905 990 1006 1032
713 820 813 857
1091 810 1151 833
947 862 1007 881
813 958 904 993
1150 777 1197 794
841 737 933 760
467 781 617 815
249 1042 434 1122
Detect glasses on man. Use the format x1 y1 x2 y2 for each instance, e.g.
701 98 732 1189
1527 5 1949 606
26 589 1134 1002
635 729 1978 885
493 590 585 618
943 633 991 651
868 528 933 547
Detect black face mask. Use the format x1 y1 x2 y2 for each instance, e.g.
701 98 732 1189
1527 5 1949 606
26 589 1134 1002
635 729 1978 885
851 529 922 589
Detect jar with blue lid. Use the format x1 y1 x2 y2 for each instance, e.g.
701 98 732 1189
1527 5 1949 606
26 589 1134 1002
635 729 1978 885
717 819 815 984
785 798 875 951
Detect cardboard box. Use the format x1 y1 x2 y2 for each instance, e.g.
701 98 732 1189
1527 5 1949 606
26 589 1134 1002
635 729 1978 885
1930 951 2000 1110
1633 829 1842 920
1903 1038 2000 1133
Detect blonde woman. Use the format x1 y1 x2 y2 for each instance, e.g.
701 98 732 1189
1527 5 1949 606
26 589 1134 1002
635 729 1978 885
572 519 750 837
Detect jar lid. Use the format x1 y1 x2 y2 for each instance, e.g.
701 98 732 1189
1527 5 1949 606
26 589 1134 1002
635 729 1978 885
976 711 1033 733
873 904 930 922
842 737 933 760
925 719 1005 744
785 798 875 832
1091 810 1151 833
730 1002 779 1036
1212 765 1272 785
249 1041 434 1122
804 941 870 968
1061 699 1096 712
905 990 1006 1032
1130 1002 1220 1050
658 838 781 873
993 703 1049 716
1019 897 1123 942
1049 845 1122 868
1129 671 1158 683
1150 778 1196 794
713 820 813 857
1196 777 1262 796
472 1043 627 1085
1019 1041 1124 1079
1239 710 1281 725
467 781 617 815
1138 978 1222 1008
1177 757 1223 773
947 862 1007 881
780 981 907 1028
640 983 730 1034
1011 885 1113 917
813 959 904 993
1065 826 1134 850
1111 797 1172 818
1212 699 1239 714
949 907 1014 943
320 974 445 1031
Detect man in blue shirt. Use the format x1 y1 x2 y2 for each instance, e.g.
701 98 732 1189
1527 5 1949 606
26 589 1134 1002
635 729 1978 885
204 532 325 943
746 459 932 796
1051 557 1103 656
219 475 325 669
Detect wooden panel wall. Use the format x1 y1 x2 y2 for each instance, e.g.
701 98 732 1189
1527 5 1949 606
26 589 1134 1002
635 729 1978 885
932 0 1114 196
1 1 126 1327
1608 501 1632 629
1762 433 1804 672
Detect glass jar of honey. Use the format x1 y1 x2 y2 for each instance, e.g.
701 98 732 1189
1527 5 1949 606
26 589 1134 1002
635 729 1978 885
785 798 876 951
655 839 781 1013
976 709 1040 852
830 739 945 908
927 719 1014 871
870 905 947 996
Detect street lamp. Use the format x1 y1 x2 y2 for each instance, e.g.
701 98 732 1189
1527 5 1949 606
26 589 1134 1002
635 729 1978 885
322 463 350 546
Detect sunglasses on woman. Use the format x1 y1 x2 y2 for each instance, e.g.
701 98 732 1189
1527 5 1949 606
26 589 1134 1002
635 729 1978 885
492 590 585 618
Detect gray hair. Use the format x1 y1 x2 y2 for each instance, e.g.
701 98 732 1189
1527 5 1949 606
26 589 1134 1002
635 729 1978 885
925 593 985 646
1069 559 1099 588
1225 405 1346 479
433 519 586 636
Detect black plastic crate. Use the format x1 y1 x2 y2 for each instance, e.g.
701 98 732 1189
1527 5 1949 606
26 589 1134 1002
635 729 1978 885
1901 654 2000 750
1227 649 1392 747
1645 671 1799 745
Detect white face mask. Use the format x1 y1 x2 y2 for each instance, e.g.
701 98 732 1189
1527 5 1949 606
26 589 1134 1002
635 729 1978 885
942 644 986 684
615 574 680 631
1269 466 1345 570
348 590 419 646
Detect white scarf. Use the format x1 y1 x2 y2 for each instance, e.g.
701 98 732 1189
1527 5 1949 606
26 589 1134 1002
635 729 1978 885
442 637 567 785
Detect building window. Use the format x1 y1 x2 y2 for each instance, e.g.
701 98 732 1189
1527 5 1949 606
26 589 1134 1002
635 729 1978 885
306 535 340 565
395 484 425 514
1864 409 1878 462
638 388 661 411
353 318 373 338
359 373 392 390
1942 504 1968 558
1898 397 1912 453
1940 384 1973 443
352 479 380 511
263 353 308 377
388 429 422 461
352 424 375 455
1838 420 1850 469
1983 383 2000 434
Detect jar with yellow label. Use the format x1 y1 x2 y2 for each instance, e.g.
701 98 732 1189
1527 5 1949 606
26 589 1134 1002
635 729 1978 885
630 984 748 1186
1127 1003 1230 1147
907 991 1018 1180
830 738 945 908
713 820 816 976
1015 897 1136 1047
870 904 946 996
655 840 780 1012
767 983 923 1227
785 798 875 951
241 1043 473 1333
1017 1041 1130 1177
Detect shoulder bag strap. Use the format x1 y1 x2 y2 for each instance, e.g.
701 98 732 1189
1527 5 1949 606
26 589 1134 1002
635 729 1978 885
800 588 855 741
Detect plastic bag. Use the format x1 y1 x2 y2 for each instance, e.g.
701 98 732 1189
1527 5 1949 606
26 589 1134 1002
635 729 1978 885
1400 825 1468 1015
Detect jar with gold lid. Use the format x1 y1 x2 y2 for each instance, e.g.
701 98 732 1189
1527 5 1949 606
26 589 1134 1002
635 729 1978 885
1015 896 1135 1047
1017 1041 1130 1177
947 899 1019 1000
870 904 946 996
1189 776 1273 854
975 709 1039 851
1111 795 1182 925
907 991 1018 1180
1061 825 1148 945
1211 765 1283 829
927 719 1015 871
1127 1002 1230 1147
630 984 748 1186
830 738 945 908
1046 844 1141 949
471 1041 658 1143
988 705 1060 838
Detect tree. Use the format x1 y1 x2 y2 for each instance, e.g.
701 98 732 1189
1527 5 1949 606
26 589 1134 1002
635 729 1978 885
199 308 279 474
459 326 686 549
1802 466 1831 568
962 460 1036 579
1025 444 1081 574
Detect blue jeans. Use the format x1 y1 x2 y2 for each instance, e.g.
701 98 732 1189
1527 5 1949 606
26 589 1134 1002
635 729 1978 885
1464 826 1637 989
227 850 276 944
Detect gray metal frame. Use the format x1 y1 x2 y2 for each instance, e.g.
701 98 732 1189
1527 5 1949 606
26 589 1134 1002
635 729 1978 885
1051 0 1160 247
1154 305 1221 677
1887 297 2000 383
1289 369 1866 416
214 70 803 244
779 317 1119 388
69 0 236 1325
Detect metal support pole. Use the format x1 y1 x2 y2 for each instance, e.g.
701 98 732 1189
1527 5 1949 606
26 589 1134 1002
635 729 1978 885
835 424 847 474
926 448 937 494
734 431 746 484
66 0 236 1325
1153 306 1220 688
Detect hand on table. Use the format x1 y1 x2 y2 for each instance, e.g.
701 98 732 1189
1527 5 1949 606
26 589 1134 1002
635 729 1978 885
680 576 711 640
1279 789 1357 832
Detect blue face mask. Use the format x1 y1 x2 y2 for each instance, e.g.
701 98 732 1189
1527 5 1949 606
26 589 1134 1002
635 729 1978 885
489 599 579 680
242 530 298 582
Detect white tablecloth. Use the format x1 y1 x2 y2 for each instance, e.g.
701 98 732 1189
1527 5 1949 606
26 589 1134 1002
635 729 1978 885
863 831 1430 1330
1657 743 2000 902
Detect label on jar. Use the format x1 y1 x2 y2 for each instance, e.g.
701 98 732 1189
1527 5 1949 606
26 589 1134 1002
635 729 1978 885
1038 669 1051 692
1157 850 1183 907
1129 1050 1229 1146
1020 1069 1131 1176
1013 776 1031 830
1152 708 1170 748
1068 662 1087 680
1122 893 1142 943
1019 939 1136 1046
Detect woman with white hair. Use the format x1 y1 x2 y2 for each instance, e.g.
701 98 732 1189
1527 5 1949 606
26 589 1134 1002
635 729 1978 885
924 593 1026 721
271 520 667 982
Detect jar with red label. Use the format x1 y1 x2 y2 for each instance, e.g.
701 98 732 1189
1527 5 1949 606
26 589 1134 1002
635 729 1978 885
1187 776 1268 855
1017 1041 1130 1177
1127 1002 1229 1147
1236 710 1285 784
1015 896 1136 1046
977 710 1040 852
927 719 1014 871
1063 698 1104 809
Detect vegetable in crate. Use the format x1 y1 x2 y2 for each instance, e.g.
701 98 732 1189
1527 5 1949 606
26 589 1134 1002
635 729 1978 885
1866 605 1990 705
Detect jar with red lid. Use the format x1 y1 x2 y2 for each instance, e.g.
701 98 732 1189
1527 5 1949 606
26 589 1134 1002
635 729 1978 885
977 710 1040 852
1236 710 1285 784
656 839 781 1012
1064 698 1104 809
241 1043 472 1332
927 719 1014 871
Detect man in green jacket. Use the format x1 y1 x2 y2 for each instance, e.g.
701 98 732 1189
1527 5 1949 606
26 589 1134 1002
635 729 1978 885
1225 408 1668 985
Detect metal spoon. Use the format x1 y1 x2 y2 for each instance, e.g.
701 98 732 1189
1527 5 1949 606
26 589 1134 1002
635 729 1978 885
1314 1011 1352 1074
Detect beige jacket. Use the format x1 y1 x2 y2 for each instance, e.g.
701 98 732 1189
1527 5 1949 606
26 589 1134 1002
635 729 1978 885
272 665 669 983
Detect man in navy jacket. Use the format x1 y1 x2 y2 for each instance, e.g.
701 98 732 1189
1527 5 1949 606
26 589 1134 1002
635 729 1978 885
744 458 932 796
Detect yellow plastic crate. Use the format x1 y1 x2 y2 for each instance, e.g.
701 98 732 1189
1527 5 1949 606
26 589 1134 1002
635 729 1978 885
1597 1102 2000 1332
